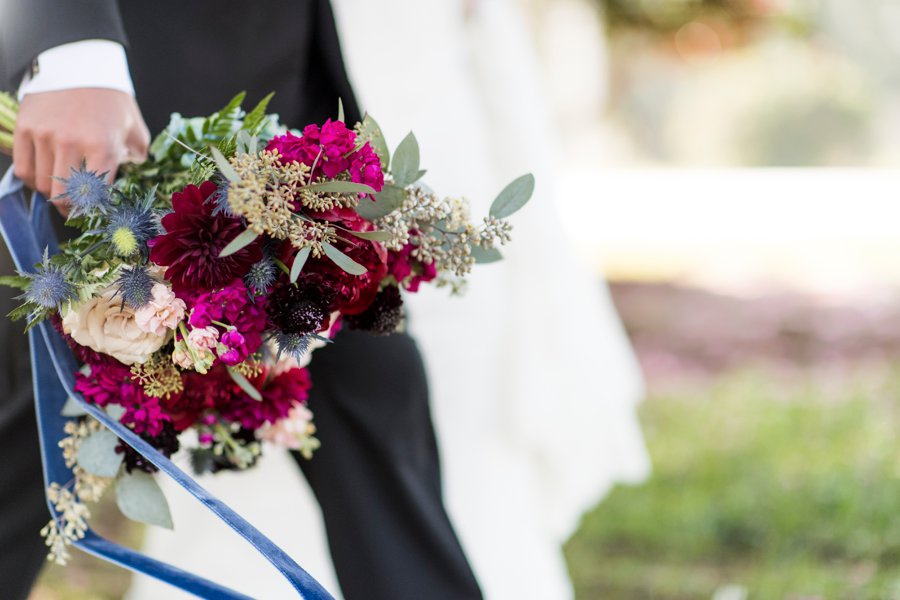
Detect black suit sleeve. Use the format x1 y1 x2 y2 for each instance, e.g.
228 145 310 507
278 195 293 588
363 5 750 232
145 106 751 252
0 0 127 87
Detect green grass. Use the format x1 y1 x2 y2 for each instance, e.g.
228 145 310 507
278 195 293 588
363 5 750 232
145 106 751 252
565 366 900 600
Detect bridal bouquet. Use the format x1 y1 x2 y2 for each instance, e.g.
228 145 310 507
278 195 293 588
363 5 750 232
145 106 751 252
0 92 533 563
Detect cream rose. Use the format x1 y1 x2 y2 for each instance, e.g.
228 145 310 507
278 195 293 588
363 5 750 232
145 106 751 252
62 286 170 365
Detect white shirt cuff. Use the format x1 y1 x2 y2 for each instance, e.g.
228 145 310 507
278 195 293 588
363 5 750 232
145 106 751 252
18 39 135 100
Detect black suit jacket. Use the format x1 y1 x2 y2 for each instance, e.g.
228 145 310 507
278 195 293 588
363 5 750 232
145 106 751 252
0 0 361 132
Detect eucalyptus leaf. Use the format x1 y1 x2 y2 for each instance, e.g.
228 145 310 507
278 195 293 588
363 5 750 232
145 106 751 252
470 245 504 264
227 366 262 401
116 471 173 529
323 242 368 275
355 185 405 220
489 173 535 219
360 114 390 170
61 396 88 417
290 246 312 283
391 132 420 187
348 229 393 242
210 146 240 183
78 429 123 478
307 181 376 195
218 229 259 258
236 130 258 155
106 404 127 421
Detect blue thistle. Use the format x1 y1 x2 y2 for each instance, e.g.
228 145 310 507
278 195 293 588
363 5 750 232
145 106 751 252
23 249 75 310
114 265 155 309
274 332 312 362
244 255 277 294
54 161 111 217
105 189 162 257
211 181 234 216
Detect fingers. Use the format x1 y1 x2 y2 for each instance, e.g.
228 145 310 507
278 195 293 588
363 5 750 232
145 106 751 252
49 144 82 215
125 118 151 164
32 134 54 198
12 125 35 189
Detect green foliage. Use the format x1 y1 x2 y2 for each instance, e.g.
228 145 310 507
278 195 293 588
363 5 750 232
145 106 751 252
226 365 262 401
391 132 424 187
243 92 275 135
290 246 311 283
489 173 534 219
77 430 123 478
356 184 405 220
470 245 503 264
566 367 900 599
115 471 173 529
323 241 367 275
218 229 259 258
359 114 391 170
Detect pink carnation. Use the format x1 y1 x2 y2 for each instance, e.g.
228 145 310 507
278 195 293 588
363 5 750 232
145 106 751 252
134 283 186 336
187 326 219 352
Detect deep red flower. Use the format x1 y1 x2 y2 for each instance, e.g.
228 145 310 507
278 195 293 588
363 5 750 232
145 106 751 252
219 365 312 430
302 234 388 315
388 242 437 292
148 181 262 294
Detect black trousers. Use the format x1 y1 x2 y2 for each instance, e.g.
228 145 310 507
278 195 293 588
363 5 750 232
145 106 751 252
295 330 482 600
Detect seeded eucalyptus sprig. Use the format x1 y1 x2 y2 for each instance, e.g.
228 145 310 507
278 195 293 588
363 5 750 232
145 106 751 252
0 92 18 155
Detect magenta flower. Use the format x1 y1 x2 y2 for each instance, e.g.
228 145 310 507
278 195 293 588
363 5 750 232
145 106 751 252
266 120 384 191
218 329 249 365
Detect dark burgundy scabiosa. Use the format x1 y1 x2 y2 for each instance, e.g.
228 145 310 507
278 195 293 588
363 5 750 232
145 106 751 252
345 285 404 335
148 181 262 295
117 421 180 474
269 278 337 336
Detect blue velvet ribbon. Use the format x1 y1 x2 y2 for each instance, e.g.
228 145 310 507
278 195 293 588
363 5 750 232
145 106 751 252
0 167 334 600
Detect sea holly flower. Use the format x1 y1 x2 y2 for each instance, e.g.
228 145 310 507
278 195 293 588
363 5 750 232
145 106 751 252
53 161 111 217
105 191 162 257
244 255 277 294
23 249 75 310
113 266 155 309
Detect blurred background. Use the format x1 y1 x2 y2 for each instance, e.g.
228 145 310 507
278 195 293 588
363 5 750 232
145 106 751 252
18 0 900 598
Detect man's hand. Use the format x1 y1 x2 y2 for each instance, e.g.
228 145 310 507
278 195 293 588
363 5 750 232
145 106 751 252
13 88 150 214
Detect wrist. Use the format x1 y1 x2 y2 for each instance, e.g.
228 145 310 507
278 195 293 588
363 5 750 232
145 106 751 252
18 40 135 100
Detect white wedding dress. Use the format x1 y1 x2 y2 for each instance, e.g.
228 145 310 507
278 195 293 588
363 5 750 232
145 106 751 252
127 2 649 599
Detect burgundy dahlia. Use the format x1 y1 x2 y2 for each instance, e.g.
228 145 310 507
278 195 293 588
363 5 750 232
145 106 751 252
148 181 262 294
